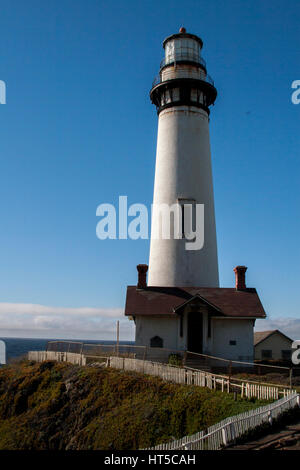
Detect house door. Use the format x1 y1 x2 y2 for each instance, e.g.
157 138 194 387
187 312 203 353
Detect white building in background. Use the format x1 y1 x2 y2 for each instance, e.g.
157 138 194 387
125 28 266 364
254 330 293 361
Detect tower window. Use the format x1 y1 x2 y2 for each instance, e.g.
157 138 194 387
172 88 180 101
229 340 236 346
165 90 171 104
191 88 198 102
178 198 196 238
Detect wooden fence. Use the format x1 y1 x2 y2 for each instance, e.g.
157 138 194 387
109 356 296 400
28 350 86 366
144 393 300 450
27 351 296 400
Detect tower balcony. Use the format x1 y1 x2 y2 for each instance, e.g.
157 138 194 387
152 69 214 89
160 54 207 71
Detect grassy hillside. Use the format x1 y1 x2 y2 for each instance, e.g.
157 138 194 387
0 360 270 450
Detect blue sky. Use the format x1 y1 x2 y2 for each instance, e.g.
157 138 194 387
0 0 299 340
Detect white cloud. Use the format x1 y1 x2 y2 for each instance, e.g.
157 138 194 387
255 317 300 340
0 303 122 318
0 303 135 341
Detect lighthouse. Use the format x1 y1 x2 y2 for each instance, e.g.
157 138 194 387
125 29 266 360
148 27 219 287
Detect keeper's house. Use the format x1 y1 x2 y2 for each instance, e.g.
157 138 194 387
125 265 266 363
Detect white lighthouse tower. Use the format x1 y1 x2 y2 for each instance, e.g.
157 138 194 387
148 27 219 287
125 29 266 359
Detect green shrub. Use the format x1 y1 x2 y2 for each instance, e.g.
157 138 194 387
168 354 183 366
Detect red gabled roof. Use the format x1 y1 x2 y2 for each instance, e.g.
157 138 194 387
125 286 266 318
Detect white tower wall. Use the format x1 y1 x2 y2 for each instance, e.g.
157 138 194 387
148 105 219 287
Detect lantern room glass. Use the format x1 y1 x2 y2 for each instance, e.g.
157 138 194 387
165 38 201 65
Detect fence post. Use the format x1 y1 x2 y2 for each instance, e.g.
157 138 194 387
268 410 273 425
221 427 227 447
229 422 236 444
183 351 187 367
289 368 293 390
228 361 232 393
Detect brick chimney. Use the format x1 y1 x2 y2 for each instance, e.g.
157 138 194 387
234 265 247 290
137 264 148 289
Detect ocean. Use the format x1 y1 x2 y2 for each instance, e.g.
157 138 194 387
0 337 134 363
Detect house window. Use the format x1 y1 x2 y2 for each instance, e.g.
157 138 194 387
229 340 236 346
150 336 163 348
207 315 211 338
262 350 272 359
179 315 183 338
281 350 291 361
